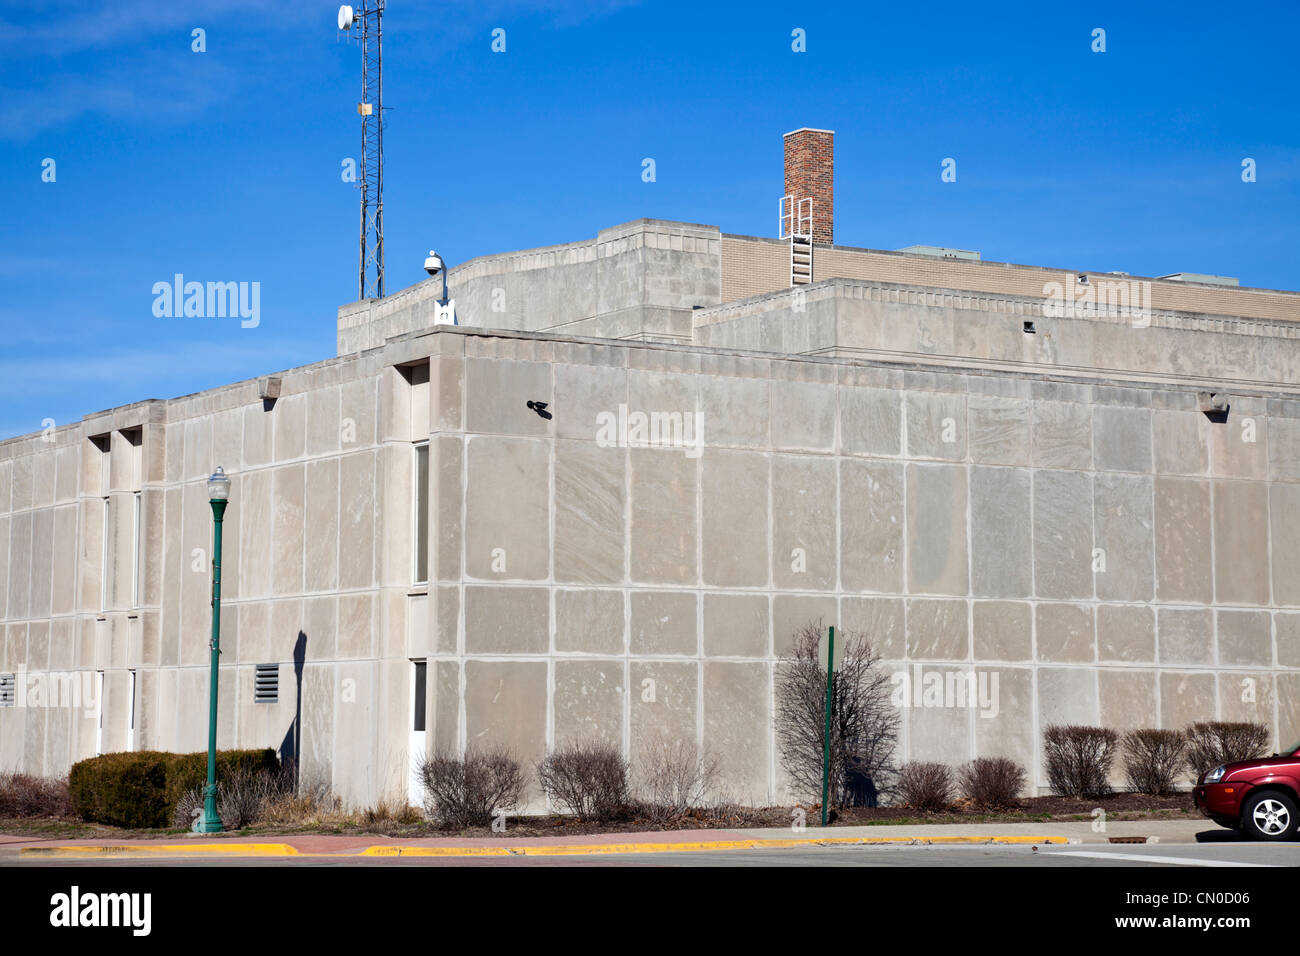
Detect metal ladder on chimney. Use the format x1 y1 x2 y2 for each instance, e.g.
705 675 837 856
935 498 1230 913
779 196 814 287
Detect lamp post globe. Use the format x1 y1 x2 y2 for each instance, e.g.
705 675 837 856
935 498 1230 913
208 466 231 502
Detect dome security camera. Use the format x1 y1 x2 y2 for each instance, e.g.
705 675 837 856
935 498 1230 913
425 249 452 310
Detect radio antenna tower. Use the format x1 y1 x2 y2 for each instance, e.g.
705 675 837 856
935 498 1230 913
338 3 385 300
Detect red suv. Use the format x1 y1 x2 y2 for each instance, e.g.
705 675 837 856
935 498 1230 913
1193 741 1300 841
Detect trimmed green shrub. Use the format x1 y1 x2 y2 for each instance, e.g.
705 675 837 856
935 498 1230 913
69 751 173 828
69 748 280 829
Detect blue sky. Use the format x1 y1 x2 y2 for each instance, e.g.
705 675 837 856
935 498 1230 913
2 0 1297 440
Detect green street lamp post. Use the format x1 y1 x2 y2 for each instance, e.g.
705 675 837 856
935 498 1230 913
821 624 834 827
199 466 231 833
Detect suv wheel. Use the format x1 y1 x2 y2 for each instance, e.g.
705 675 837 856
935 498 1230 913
1241 791 1298 841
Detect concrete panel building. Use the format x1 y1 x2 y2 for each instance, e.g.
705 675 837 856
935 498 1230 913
3 130 1299 807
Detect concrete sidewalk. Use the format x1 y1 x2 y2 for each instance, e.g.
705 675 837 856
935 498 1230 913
2 819 1227 860
737 819 1219 845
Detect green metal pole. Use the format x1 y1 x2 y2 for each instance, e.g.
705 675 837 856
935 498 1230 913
821 624 834 827
200 497 227 833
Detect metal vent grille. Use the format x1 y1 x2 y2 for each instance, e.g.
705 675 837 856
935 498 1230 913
0 673 15 707
254 664 279 704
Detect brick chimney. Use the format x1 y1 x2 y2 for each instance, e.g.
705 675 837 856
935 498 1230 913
783 128 834 244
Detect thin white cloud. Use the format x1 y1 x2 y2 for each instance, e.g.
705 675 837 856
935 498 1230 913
0 0 313 57
0 63 241 139
473 0 644 26
1 0 643 137
0 337 319 415
0 0 640 57
0 254 66 278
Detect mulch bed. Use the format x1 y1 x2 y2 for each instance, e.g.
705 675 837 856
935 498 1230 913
384 792 1200 837
821 791 1196 826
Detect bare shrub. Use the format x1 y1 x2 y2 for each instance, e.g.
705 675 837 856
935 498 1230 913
774 620 899 808
170 764 291 829
0 772 73 818
958 757 1027 809
1043 725 1119 798
171 785 208 829
219 765 282 829
1121 729 1188 795
420 746 526 828
633 736 722 824
1185 722 1270 780
535 740 630 820
895 762 954 812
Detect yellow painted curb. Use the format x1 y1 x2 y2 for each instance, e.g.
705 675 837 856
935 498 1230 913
21 834 1070 859
360 845 512 857
362 835 1070 858
21 843 300 858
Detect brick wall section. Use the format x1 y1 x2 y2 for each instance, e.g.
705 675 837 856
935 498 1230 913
721 235 1300 323
783 128 834 244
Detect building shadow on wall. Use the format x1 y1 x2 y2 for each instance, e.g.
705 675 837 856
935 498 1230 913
278 631 306 789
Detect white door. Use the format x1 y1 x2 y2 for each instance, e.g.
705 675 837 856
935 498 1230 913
126 670 137 751
409 660 427 808
94 670 105 755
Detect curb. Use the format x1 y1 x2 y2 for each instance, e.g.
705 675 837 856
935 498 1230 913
365 836 1074 857
21 834 1072 859
21 843 300 858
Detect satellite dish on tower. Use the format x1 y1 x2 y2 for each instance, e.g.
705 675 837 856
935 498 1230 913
337 5 355 30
